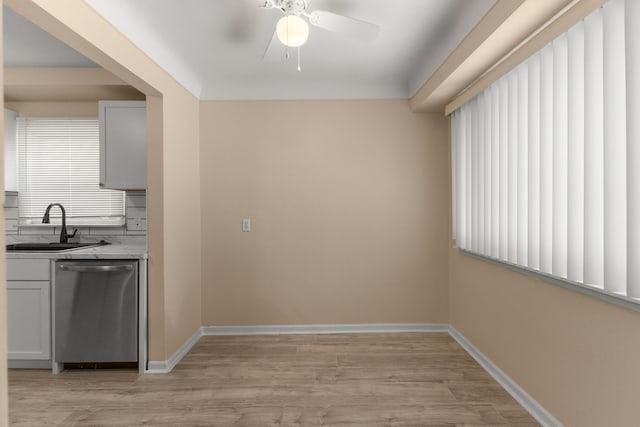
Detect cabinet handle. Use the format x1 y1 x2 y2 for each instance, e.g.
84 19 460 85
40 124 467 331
58 265 133 273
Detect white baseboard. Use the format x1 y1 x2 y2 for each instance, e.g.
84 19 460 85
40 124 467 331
145 327 203 374
448 326 562 427
8 360 51 369
202 323 449 336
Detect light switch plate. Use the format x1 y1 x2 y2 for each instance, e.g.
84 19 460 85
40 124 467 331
242 218 251 232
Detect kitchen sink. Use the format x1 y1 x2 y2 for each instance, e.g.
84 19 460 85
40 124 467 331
6 241 110 252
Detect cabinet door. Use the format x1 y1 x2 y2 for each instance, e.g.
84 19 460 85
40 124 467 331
99 101 147 190
7 281 51 360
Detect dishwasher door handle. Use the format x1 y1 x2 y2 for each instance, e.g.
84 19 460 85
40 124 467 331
58 264 133 273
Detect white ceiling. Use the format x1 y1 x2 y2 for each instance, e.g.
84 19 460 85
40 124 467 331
5 0 496 101
3 7 97 68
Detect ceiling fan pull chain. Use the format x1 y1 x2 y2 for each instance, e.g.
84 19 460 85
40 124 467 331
297 47 302 71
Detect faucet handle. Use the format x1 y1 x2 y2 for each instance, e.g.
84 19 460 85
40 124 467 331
66 229 78 239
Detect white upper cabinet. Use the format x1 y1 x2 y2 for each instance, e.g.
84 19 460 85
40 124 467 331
99 100 147 190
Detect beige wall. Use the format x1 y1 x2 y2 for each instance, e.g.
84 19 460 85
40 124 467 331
200 100 449 326
5 0 203 361
159 93 201 353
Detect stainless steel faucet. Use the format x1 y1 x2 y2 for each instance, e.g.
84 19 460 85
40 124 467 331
42 203 77 243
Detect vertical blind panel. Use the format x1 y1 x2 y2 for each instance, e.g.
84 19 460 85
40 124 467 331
567 23 585 283
626 0 640 298
603 0 626 295
451 0 640 301
527 54 541 270
490 86 501 258
471 103 479 251
466 109 473 253
17 118 124 221
478 96 486 254
483 92 492 256
583 9 605 289
451 110 458 241
539 46 554 275
517 64 529 267
467 105 474 251
462 111 469 250
451 111 459 241
552 36 568 279
507 74 518 263
499 79 509 260
455 112 467 249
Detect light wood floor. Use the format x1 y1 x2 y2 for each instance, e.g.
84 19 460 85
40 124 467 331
9 333 539 426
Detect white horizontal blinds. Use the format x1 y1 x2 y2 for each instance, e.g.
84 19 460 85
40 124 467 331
626 0 640 298
450 0 640 300
17 118 124 221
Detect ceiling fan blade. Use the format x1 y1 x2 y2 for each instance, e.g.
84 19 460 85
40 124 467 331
262 29 287 61
307 10 379 42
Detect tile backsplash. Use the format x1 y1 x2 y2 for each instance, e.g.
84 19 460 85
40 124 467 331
4 191 147 244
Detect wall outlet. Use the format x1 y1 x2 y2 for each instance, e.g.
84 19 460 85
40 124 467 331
127 218 143 231
242 218 251 232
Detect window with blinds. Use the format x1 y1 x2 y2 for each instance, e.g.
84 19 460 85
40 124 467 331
451 0 640 302
17 117 125 226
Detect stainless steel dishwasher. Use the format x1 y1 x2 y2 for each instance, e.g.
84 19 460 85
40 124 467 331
54 260 138 364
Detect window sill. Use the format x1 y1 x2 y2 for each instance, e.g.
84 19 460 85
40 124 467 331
459 249 640 313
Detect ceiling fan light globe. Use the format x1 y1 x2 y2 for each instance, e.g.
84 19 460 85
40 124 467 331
276 15 309 47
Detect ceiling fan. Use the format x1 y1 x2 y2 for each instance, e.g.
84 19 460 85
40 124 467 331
260 0 379 67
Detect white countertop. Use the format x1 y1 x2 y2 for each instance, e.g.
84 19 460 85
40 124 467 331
6 242 147 260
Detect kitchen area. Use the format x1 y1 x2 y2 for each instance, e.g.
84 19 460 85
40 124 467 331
1 1 206 391
6 243 147 374
3 9 150 373
0 0 209 421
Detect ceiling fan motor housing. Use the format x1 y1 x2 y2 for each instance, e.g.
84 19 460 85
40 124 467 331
278 0 307 16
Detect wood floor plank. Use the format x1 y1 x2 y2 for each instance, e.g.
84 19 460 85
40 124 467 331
8 333 539 426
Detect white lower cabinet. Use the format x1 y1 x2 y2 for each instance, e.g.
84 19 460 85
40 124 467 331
6 258 51 361
7 281 50 360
